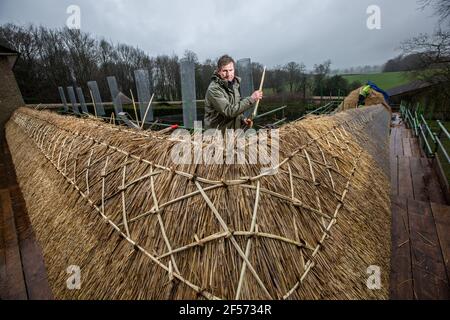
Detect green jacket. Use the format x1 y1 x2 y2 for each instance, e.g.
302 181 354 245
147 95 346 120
204 73 256 130
359 85 372 97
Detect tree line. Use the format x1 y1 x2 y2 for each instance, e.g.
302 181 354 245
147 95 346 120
0 23 361 104
0 23 180 103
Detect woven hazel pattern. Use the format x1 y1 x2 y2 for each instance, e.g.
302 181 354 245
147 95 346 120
6 105 391 299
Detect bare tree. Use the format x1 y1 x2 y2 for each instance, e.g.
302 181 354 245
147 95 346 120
265 66 286 94
61 28 98 87
401 30 450 98
313 60 332 96
251 62 264 90
196 58 215 99
284 61 306 93
183 49 198 64
419 0 450 26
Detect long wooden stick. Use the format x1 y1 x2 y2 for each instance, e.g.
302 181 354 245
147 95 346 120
251 66 266 119
129 89 140 127
140 93 155 130
88 89 98 118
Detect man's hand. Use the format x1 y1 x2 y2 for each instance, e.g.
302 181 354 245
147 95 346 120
251 90 263 102
243 118 253 128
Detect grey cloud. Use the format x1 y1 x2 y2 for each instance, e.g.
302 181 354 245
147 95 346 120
0 0 440 69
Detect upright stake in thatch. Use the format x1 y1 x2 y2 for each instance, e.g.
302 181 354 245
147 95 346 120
140 93 155 130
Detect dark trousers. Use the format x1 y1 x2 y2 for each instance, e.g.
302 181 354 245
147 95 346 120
357 94 366 107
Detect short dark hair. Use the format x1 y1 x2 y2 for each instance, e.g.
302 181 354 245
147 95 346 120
217 54 235 70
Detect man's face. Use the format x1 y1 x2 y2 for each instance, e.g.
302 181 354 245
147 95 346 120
218 62 235 82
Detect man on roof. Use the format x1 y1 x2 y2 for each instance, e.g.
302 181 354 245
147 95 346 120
357 83 373 108
204 54 263 130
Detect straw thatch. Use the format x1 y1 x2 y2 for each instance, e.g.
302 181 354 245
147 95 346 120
337 86 390 111
5 104 391 300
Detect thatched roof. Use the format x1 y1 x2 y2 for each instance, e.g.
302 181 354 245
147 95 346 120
5 105 391 299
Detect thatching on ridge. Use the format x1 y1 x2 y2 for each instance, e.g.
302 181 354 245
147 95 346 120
5 105 391 300
337 86 390 111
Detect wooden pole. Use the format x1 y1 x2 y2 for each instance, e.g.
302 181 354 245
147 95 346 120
130 89 140 127
252 66 266 119
140 93 155 130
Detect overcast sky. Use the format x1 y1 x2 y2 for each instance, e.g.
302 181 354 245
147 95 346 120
0 0 441 69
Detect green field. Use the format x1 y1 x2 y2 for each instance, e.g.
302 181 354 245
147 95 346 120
262 71 414 96
342 71 414 90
